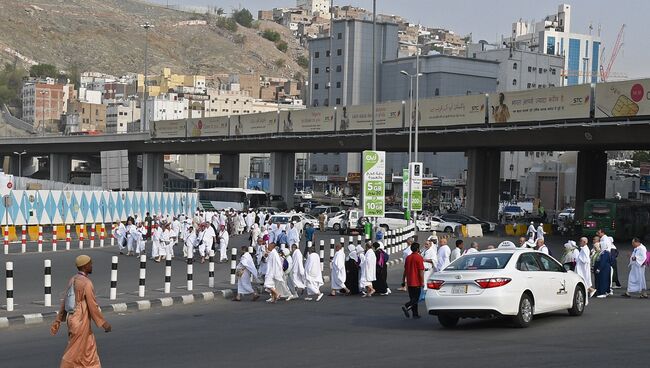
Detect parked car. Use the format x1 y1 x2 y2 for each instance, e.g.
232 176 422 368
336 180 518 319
557 208 575 221
440 214 496 233
294 190 313 200
340 196 360 207
268 194 288 211
310 205 342 217
327 211 347 231
295 201 320 213
429 216 462 234
376 211 429 231
425 248 586 328
501 205 526 221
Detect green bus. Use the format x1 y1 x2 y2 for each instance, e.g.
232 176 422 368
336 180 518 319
582 199 650 240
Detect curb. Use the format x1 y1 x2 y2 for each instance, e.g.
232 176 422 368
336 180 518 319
0 289 233 330
386 257 405 268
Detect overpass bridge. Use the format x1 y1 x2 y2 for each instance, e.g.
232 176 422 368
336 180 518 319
2 79 650 220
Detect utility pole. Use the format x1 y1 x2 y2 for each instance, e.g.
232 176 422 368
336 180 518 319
327 0 334 107
140 22 154 132
371 0 377 151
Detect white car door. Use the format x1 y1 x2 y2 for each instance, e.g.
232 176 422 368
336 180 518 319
515 253 551 313
535 253 573 310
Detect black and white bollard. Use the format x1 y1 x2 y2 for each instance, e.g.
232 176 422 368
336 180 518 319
332 238 339 260
52 231 57 252
164 254 172 294
138 255 146 297
65 225 71 251
319 240 325 271
357 234 362 248
109 256 118 300
186 257 194 291
6 261 14 312
44 259 52 307
21 225 26 253
37 226 43 253
229 248 237 285
208 249 215 288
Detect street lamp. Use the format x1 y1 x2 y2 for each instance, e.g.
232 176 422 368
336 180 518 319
140 22 154 132
39 90 49 135
371 0 377 150
400 70 423 165
13 151 27 177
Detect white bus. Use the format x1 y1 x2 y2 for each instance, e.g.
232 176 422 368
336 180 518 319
198 188 269 211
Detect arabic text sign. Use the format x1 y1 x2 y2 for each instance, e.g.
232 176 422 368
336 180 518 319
230 111 278 136
338 102 403 131
362 151 385 217
419 95 486 127
279 107 335 133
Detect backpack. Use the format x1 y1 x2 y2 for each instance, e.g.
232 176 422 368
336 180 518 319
282 258 289 271
64 278 77 314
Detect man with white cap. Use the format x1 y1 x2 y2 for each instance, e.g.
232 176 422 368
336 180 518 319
330 242 349 296
304 246 324 301
51 255 111 367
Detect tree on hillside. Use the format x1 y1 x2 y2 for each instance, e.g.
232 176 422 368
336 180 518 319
297 55 309 68
0 63 27 107
29 63 58 79
216 7 224 16
276 41 288 53
233 8 253 28
262 29 281 43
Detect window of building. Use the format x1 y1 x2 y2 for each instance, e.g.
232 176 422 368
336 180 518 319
425 167 430 175
313 99 319 106
336 81 341 88
337 48 342 56
536 152 540 158
551 68 556 75
528 66 532 72
337 32 342 39
315 51 320 58
512 79 517 86
513 62 518 70
323 164 328 172
539 68 543 74
336 98 341 104
434 88 439 96
524 168 529 173
314 67 319 74
336 65 342 72
326 50 331 57
311 164 317 172
314 83 319 90
527 83 532 89
324 98 329 106
333 165 340 173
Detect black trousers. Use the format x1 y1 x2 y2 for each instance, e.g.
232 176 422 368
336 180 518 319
405 286 422 317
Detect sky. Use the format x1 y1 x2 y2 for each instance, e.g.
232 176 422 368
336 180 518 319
148 0 648 79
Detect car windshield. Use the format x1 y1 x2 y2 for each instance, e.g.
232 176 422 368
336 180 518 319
311 207 326 215
504 206 521 212
270 216 290 223
445 253 513 270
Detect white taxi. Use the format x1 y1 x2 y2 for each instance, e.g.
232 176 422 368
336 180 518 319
424 247 587 328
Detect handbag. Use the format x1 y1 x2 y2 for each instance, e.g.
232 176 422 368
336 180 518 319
64 278 77 314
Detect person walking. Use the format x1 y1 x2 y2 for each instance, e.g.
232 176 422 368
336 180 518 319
623 238 648 298
401 243 424 319
51 255 112 367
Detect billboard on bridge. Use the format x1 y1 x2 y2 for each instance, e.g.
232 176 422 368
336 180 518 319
187 116 229 137
488 85 591 124
418 94 486 127
230 111 278 136
337 101 403 131
595 79 650 118
279 107 335 133
152 119 186 138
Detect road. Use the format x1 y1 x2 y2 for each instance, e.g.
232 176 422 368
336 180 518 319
1 252 647 368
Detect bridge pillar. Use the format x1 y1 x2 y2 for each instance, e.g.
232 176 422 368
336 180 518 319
128 153 139 190
49 154 72 182
142 153 164 192
465 149 500 222
270 152 295 209
575 150 607 221
219 154 240 188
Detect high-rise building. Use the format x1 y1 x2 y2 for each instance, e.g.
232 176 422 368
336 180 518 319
297 0 330 18
505 4 601 85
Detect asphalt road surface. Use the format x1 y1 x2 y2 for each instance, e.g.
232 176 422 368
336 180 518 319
1 242 648 368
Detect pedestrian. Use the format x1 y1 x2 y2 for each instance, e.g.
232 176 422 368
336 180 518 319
289 244 306 297
464 241 479 255
359 242 377 297
623 238 648 298
134 222 146 256
234 246 260 302
276 248 294 300
318 212 326 232
197 223 214 263
330 242 349 296
450 239 463 262
401 242 424 319
218 225 230 263
162 222 174 260
304 223 315 250
287 222 300 247
518 236 527 248
152 222 165 262
50 255 112 367
372 242 389 295
526 222 536 240
116 221 127 255
436 238 451 271
144 212 153 239
276 228 289 247
598 230 621 289
536 223 545 241
575 237 594 297
594 239 613 298
263 243 283 303
398 237 415 292
421 240 438 283
125 219 137 256
345 244 360 295
304 246 324 301
535 238 549 255
183 225 196 258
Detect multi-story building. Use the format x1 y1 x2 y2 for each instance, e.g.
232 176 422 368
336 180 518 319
21 82 69 132
145 93 191 123
468 42 565 91
67 100 107 132
297 0 330 18
106 101 140 134
505 3 601 85
138 68 206 97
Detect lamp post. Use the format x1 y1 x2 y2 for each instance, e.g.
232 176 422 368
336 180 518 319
371 0 377 150
13 151 27 177
327 0 334 107
39 90 49 135
140 22 154 132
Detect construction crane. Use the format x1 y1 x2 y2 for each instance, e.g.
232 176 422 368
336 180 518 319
600 24 625 82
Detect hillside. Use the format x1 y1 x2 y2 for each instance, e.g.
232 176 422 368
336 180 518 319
0 0 306 79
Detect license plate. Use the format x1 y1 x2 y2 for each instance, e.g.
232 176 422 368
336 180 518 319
452 285 468 294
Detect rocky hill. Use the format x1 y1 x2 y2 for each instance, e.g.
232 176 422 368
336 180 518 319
0 0 306 78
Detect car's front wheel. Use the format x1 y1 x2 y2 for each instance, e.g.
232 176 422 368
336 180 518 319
444 226 453 233
512 293 534 328
568 286 585 316
437 314 459 328
333 223 340 231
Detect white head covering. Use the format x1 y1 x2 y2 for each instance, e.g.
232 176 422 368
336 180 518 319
564 240 577 250
524 239 536 248
347 244 358 262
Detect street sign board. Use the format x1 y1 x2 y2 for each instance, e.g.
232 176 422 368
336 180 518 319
409 162 423 211
0 173 14 197
402 168 409 209
362 150 385 217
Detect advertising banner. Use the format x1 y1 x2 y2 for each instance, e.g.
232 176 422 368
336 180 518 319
418 95 486 127
279 107 335 133
489 85 591 123
338 102 403 131
362 150 385 217
152 119 186 138
230 111 278 136
186 116 229 137
595 79 650 118
402 168 409 209
409 162 423 211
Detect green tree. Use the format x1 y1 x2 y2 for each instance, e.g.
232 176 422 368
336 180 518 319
276 41 288 53
29 63 58 78
216 7 224 16
0 63 27 107
262 29 281 43
216 16 238 32
274 58 285 69
632 151 650 167
233 8 253 28
296 55 309 68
